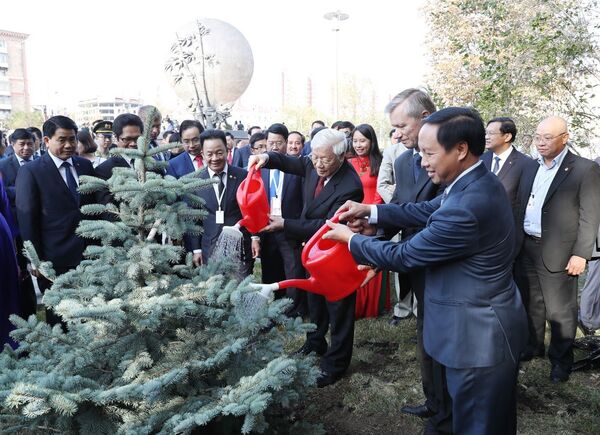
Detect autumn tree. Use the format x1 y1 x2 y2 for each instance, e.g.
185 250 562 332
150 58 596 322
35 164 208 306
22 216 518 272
424 0 600 152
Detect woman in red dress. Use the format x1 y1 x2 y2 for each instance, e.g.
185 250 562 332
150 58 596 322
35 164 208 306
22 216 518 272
348 124 390 318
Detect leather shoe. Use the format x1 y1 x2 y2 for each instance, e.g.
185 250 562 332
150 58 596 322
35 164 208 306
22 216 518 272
550 364 570 383
389 315 411 326
579 320 597 337
295 343 326 357
316 371 341 388
400 404 435 418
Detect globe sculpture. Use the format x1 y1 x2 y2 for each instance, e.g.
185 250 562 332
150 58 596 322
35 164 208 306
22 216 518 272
165 18 254 128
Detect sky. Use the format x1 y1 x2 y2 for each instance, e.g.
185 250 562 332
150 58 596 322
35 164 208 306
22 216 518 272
1 0 429 120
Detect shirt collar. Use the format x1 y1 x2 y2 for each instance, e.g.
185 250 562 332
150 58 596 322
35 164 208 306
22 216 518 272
444 161 483 196
48 150 73 168
207 163 228 178
493 145 513 162
537 145 569 170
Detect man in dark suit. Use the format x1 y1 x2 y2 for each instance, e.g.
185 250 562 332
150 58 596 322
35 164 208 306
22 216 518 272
0 128 37 317
514 116 600 382
138 105 169 167
232 126 260 169
16 116 96 325
250 128 364 388
482 118 537 249
326 108 528 435
258 123 305 316
95 114 145 206
165 120 205 178
186 129 255 276
385 89 442 423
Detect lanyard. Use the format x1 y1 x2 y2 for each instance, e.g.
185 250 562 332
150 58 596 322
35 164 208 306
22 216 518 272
214 174 227 211
271 169 284 198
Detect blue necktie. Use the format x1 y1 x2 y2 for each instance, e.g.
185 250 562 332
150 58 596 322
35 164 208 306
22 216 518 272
61 161 79 203
413 153 422 183
270 169 280 199
492 156 501 175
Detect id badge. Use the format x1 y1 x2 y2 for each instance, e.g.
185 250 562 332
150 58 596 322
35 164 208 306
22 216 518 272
271 197 282 217
527 195 535 209
216 210 225 224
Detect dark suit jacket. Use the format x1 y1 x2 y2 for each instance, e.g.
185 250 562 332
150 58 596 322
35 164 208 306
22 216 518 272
15 153 96 270
166 152 196 179
0 155 21 222
260 166 303 220
94 155 133 207
391 149 440 238
265 153 363 242
187 165 251 263
350 163 528 369
481 147 537 213
515 150 600 271
232 145 251 169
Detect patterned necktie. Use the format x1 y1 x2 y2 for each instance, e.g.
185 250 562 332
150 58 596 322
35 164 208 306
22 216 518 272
194 155 203 169
227 149 233 165
214 172 225 196
413 153 422 183
492 156 501 175
314 176 325 198
61 161 79 203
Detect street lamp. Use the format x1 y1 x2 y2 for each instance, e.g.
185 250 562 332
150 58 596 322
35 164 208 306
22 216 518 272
324 10 349 120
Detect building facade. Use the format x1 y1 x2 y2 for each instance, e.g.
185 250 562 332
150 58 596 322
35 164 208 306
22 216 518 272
77 97 143 126
0 29 30 120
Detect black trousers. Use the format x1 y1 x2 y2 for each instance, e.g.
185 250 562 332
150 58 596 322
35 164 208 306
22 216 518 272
306 291 356 376
515 236 578 369
261 231 307 317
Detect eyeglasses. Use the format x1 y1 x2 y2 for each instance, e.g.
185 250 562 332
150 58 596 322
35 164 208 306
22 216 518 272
182 137 201 145
309 154 337 166
267 141 285 148
251 144 267 151
119 137 139 145
532 132 566 144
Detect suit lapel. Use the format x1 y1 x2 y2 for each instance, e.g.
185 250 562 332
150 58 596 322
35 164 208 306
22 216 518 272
10 155 20 176
184 153 195 174
543 151 575 207
497 148 516 181
42 153 75 203
481 152 492 171
224 169 239 213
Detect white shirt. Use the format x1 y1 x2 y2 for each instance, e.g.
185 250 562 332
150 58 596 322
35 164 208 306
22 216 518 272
491 146 513 175
48 151 79 187
16 156 33 166
206 163 229 204
187 152 203 170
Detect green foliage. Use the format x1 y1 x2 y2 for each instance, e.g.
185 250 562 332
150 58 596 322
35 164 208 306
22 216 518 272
1 108 319 433
424 0 600 151
2 111 45 131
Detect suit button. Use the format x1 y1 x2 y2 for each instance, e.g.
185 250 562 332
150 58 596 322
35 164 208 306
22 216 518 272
301 242 306 247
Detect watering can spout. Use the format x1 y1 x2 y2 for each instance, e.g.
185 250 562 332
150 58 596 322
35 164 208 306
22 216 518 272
277 278 318 293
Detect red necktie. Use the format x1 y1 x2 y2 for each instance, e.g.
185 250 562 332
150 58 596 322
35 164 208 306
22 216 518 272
227 149 233 164
194 155 203 169
314 176 325 198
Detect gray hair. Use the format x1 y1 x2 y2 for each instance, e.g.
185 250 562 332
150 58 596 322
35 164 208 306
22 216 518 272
138 105 162 124
384 88 437 118
311 128 347 157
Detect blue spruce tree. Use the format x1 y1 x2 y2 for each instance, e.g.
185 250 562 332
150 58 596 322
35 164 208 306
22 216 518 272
0 110 319 434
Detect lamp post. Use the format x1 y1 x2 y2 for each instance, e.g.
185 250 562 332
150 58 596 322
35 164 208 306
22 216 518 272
324 10 349 120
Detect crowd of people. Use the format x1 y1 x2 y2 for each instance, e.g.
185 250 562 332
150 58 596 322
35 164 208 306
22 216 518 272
1 89 600 434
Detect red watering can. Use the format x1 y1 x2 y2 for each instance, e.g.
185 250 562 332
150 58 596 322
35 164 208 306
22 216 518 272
236 165 270 233
252 214 368 302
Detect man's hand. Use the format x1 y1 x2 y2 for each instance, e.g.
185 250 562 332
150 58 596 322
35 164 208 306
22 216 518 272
337 200 372 223
260 216 284 232
347 218 378 236
193 252 203 267
248 153 268 170
322 220 355 244
358 265 378 287
251 238 261 258
565 255 586 275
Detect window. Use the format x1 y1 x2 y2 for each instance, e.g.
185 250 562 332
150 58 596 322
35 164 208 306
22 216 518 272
0 53 7 63
0 82 9 91
0 69 7 76
0 95 11 104
0 39 6 49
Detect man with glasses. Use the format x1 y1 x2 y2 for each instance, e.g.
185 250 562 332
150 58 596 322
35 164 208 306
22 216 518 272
258 123 305 317
166 120 205 179
95 114 145 205
481 117 536 233
249 132 267 155
249 128 363 388
515 116 600 382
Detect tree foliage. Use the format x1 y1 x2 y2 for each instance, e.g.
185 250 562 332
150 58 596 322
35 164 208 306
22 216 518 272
0 109 318 434
424 0 600 151
3 111 45 131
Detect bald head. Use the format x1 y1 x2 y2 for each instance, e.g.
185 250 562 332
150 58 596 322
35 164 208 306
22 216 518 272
535 116 569 164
